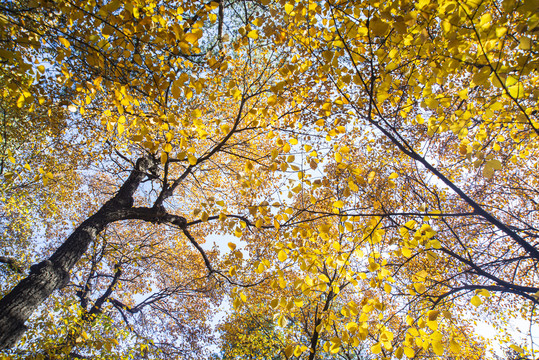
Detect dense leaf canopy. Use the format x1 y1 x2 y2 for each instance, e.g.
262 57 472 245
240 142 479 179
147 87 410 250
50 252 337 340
0 0 538 358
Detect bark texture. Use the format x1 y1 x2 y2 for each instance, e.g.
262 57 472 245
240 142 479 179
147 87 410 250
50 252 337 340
0 157 155 349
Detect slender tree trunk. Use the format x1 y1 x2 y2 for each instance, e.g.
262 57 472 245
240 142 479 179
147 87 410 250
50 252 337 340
0 157 154 349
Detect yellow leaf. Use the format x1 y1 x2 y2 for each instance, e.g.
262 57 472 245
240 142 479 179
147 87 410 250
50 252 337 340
255 218 263 228
428 310 439 321
508 83 525 99
490 73 504 88
479 13 492 27
449 339 461 354
160 152 168 165
318 274 330 283
401 247 412 257
370 17 389 36
220 124 231 134
322 51 333 63
506 75 518 87
329 342 340 354
267 95 278 105
233 297 241 309
472 67 490 86
371 343 382 354
58 37 70 48
403 347 415 358
278 314 287 327
510 344 524 354
228 242 236 251
367 171 376 184
247 30 258 39
413 283 426 293
184 32 198 44
284 344 294 358
427 319 438 331
377 90 389 103
188 155 197 166
432 341 444 355
102 24 114 36
519 36 531 50
283 142 291 153
488 158 502 169
470 295 482 307
483 166 494 179
284 3 294 13
478 288 491 297
278 249 287 262
201 212 209 222
333 200 344 208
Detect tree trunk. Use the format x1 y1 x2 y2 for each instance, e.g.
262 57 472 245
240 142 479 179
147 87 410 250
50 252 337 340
0 157 154 349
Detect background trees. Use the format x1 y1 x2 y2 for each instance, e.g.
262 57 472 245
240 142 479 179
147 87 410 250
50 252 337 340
0 0 538 358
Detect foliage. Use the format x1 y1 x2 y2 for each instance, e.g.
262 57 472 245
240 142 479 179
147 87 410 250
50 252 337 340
218 306 284 360
0 0 538 358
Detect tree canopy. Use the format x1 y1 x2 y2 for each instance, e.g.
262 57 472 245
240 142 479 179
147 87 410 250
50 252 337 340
0 0 538 358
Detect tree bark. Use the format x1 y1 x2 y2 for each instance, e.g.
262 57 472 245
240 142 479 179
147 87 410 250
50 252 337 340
0 156 155 349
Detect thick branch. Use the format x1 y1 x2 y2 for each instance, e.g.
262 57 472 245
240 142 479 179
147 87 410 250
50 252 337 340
308 289 336 360
0 156 155 349
438 247 539 295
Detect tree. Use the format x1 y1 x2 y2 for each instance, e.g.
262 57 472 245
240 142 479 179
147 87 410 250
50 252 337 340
272 0 539 356
1 0 538 358
0 0 298 355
